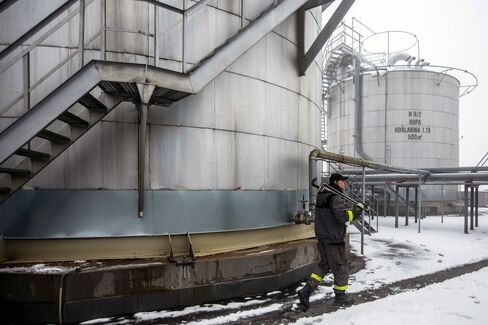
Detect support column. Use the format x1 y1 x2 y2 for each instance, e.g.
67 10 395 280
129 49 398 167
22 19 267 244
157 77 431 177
470 186 474 230
136 84 155 219
137 103 148 218
414 186 418 223
475 186 479 227
405 186 409 226
418 176 422 233
361 166 365 255
464 185 468 234
394 184 399 228
371 185 375 220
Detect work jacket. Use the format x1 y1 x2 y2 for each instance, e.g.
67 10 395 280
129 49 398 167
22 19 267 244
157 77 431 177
314 190 352 244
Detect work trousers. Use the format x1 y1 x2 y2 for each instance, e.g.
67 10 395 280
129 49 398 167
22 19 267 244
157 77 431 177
312 240 349 291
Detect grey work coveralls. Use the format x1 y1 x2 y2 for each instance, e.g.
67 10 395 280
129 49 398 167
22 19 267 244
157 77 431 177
312 190 354 292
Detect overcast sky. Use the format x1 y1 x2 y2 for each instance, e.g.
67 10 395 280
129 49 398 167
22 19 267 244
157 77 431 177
324 0 488 167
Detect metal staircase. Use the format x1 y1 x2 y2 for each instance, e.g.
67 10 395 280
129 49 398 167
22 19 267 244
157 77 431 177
0 0 310 205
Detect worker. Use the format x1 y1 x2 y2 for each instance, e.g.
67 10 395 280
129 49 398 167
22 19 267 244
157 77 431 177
297 173 365 310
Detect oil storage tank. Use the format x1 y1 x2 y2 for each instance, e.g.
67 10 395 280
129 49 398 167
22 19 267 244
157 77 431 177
323 25 473 204
0 0 327 322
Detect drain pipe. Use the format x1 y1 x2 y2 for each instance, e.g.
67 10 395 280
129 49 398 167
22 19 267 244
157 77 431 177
353 56 372 160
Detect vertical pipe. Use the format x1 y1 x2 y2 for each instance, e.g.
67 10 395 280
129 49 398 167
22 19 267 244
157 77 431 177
395 185 399 228
240 0 244 28
100 0 106 60
361 166 365 255
182 1 186 73
308 153 318 211
154 4 159 67
470 186 474 230
464 185 468 234
405 186 409 226
79 0 85 68
475 186 479 227
418 176 422 233
138 103 148 218
22 52 30 112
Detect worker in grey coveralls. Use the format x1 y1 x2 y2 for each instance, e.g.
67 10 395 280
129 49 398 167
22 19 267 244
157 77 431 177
297 173 365 310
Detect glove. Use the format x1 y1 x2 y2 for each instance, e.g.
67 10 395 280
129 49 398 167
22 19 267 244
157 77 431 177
352 203 366 218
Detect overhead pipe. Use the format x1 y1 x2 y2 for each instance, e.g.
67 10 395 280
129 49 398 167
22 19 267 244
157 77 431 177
307 149 428 212
348 172 488 183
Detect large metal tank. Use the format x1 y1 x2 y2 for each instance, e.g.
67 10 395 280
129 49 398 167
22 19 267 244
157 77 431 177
0 1 323 242
328 69 460 200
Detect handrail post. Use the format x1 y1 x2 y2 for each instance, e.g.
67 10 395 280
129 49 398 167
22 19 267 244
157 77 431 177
240 0 245 28
100 0 106 60
154 4 159 67
22 52 30 112
182 1 186 73
79 0 86 68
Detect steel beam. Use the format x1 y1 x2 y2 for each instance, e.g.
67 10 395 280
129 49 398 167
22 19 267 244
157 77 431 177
300 0 355 75
302 0 335 11
189 0 309 91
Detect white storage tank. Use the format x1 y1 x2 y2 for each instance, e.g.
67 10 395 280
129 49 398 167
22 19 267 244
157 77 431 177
327 68 460 200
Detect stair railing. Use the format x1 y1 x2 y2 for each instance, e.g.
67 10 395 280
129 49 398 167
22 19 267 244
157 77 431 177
0 0 280 121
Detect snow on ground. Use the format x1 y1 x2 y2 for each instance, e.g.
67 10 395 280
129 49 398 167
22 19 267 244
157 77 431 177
80 209 488 324
292 266 488 325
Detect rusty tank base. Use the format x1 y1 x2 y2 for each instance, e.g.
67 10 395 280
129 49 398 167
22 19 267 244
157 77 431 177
0 239 324 324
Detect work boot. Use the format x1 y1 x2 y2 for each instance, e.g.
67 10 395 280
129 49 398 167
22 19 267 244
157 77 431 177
333 291 354 307
297 277 320 310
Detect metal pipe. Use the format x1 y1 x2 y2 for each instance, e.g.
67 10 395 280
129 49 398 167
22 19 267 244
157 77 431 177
418 175 422 233
154 4 159 67
405 186 409 226
137 103 148 218
349 172 488 183
470 186 474 230
475 186 479 227
395 185 399 228
101 0 106 60
79 0 86 68
350 180 488 186
354 56 372 161
414 185 418 223
240 0 245 28
23 53 30 112
361 166 365 255
464 185 468 234
309 149 428 175
441 184 444 223
182 1 186 73
343 166 488 174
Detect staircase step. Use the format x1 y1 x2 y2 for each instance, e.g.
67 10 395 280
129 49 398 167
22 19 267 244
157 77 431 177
58 111 89 128
15 148 50 160
78 93 107 112
0 167 31 176
37 129 70 144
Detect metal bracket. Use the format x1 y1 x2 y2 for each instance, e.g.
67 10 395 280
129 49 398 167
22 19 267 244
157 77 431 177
168 232 196 265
